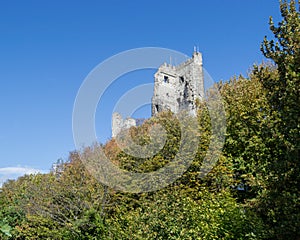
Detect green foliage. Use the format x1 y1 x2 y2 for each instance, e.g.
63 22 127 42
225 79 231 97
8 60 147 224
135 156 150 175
117 111 182 173
258 0 300 238
220 75 272 201
0 219 12 238
1 100 267 239
0 2 298 239
0 155 108 239
107 187 265 240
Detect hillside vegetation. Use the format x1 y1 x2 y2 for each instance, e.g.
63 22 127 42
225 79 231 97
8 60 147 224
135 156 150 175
1 1 299 239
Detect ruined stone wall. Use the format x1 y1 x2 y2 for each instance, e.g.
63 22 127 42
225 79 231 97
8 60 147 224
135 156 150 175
112 51 204 138
112 112 136 138
152 51 204 116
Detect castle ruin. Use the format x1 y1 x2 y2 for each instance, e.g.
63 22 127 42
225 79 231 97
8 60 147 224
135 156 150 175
112 50 204 137
112 112 137 138
152 51 204 116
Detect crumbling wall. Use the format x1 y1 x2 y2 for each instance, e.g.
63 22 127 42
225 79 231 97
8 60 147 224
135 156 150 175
112 51 204 138
112 112 136 138
152 51 204 116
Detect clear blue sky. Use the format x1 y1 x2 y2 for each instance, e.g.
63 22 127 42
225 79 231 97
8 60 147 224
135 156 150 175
0 0 281 184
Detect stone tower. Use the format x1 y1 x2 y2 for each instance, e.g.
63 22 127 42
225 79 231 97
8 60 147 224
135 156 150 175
112 50 204 138
151 51 204 116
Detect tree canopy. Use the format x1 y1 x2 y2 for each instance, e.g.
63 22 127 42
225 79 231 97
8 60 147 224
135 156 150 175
0 1 299 239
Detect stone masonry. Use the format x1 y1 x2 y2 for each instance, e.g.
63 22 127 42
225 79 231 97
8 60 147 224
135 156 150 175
112 50 204 137
152 51 204 116
112 112 136 138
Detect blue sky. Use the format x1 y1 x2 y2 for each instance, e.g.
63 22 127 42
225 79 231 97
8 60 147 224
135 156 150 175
0 0 281 185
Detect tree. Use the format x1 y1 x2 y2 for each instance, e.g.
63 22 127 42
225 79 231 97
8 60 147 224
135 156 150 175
21 153 108 239
219 74 272 202
258 0 300 238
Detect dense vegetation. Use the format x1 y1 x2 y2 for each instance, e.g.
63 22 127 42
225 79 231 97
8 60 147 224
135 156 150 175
1 1 299 239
